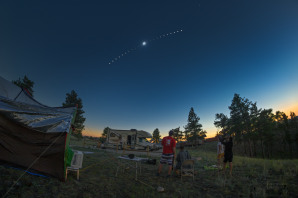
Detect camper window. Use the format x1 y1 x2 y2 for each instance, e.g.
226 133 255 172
139 138 143 142
110 133 116 137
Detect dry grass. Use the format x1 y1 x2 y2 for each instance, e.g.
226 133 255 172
69 135 98 148
1 140 298 197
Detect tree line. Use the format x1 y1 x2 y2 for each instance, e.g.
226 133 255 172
102 107 208 149
214 93 298 159
151 107 207 149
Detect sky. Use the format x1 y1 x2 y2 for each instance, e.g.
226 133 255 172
1 0 297 138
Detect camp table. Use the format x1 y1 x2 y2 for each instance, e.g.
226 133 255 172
115 156 143 181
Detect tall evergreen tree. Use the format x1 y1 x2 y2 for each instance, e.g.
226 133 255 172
250 102 262 157
178 127 184 142
152 128 161 143
289 112 298 157
183 127 191 141
261 109 275 159
171 127 184 143
275 111 289 155
172 128 178 142
214 113 229 135
184 107 203 149
12 75 35 97
62 90 85 140
229 94 254 157
256 108 271 158
102 127 110 139
199 130 207 139
282 112 293 158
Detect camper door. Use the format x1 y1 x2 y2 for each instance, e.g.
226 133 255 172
131 134 136 149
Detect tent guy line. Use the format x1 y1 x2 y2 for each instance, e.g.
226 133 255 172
2 132 66 198
85 125 96 137
0 76 77 182
108 30 183 65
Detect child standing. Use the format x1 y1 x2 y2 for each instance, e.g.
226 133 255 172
217 136 224 170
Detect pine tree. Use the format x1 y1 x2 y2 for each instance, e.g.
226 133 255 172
184 107 203 149
172 127 183 143
12 75 35 97
152 128 161 143
229 94 253 157
199 130 207 139
62 90 85 140
102 127 110 139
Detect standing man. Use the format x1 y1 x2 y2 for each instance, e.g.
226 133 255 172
156 130 176 178
221 135 233 176
217 136 224 170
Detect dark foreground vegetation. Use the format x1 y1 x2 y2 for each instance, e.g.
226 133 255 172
1 141 298 198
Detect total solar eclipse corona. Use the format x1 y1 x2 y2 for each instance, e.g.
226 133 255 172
109 30 182 64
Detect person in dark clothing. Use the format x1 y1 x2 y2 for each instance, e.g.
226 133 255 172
221 135 233 176
174 144 191 176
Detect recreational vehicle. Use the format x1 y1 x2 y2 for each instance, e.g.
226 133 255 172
104 129 157 151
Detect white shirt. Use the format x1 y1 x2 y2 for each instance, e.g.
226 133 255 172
217 142 224 154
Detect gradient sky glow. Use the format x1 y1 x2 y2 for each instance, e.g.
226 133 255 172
1 0 297 138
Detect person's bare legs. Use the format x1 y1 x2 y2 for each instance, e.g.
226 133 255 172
158 164 163 173
229 162 233 176
220 157 224 170
168 166 172 175
223 162 227 174
217 157 223 170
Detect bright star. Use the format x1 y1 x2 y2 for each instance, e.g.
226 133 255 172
143 42 146 45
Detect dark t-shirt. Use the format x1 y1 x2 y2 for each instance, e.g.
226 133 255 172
221 140 233 155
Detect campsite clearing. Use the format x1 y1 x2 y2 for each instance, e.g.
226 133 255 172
1 141 298 197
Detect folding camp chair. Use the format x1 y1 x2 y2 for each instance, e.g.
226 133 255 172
180 159 195 181
66 167 80 181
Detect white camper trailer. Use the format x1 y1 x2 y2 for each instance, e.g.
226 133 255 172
104 129 157 151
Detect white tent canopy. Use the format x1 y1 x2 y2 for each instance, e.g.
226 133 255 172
0 76 76 133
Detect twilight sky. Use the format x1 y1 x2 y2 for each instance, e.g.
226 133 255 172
1 0 297 138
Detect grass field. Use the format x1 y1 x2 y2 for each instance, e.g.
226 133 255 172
1 139 298 198
69 136 99 147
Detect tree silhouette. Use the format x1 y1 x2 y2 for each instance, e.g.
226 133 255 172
62 90 85 140
152 128 161 143
184 107 203 149
12 75 35 97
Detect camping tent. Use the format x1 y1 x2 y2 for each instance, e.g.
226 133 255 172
0 76 77 181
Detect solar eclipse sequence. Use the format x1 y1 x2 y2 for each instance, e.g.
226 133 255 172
109 30 183 65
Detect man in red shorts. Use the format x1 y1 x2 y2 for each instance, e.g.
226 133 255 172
156 130 176 178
